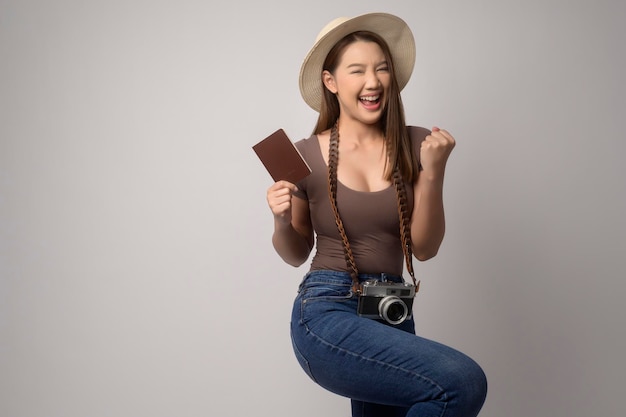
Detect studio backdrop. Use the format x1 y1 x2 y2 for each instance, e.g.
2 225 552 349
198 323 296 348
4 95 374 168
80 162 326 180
1 1 624 416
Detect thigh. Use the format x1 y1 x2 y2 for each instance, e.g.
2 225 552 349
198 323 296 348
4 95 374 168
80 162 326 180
291 291 483 410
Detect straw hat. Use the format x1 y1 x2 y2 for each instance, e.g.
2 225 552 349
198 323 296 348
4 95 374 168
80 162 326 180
299 12 416 112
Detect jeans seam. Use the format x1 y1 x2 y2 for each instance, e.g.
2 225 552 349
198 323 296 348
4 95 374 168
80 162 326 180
290 328 318 383
302 320 449 416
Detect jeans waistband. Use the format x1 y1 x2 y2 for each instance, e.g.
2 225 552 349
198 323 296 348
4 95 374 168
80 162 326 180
298 270 404 291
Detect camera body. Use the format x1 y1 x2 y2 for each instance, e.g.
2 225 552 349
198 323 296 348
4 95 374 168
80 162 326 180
357 280 416 325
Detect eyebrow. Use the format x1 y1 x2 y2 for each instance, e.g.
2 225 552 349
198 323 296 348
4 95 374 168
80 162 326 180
346 60 388 68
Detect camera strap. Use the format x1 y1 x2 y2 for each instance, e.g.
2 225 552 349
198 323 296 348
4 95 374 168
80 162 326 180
327 122 419 295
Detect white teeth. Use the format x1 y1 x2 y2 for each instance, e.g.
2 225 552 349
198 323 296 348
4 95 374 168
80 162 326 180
360 95 379 101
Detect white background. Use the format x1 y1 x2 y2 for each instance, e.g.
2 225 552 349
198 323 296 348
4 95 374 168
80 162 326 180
1 1 624 416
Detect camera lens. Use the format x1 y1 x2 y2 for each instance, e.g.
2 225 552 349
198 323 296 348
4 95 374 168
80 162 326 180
378 296 408 325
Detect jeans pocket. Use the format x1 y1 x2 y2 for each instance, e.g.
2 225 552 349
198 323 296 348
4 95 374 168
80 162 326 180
300 282 352 302
299 283 353 325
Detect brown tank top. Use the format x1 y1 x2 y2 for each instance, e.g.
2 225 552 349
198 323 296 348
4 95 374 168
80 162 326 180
293 126 428 276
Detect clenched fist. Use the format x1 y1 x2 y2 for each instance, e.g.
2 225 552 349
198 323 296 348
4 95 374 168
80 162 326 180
420 127 456 176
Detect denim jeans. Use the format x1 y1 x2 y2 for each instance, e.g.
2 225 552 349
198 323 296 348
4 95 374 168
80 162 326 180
290 270 487 417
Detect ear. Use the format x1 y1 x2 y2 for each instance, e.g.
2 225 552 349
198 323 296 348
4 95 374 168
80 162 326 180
322 70 337 94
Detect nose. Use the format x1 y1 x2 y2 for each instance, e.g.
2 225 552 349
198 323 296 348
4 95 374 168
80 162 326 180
365 69 381 89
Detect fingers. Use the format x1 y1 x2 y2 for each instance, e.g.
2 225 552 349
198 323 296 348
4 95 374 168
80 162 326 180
267 181 297 203
267 180 298 220
428 126 455 146
420 126 456 174
267 181 295 200
269 179 297 190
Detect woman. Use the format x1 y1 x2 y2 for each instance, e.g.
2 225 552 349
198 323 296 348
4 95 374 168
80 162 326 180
266 13 487 417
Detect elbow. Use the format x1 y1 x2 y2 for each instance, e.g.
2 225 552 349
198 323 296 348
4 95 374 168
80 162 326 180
278 244 312 267
284 257 307 268
412 233 445 262
412 244 440 262
414 250 438 262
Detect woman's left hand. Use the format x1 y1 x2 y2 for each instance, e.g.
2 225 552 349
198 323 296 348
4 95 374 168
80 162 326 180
419 126 456 176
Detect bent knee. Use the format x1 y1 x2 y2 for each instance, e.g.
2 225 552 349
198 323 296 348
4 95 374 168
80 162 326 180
452 358 488 414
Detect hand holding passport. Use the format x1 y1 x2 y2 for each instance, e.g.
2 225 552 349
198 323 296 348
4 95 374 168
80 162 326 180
252 129 312 184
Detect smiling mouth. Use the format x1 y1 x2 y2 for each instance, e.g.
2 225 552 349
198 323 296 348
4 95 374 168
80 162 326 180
359 95 381 105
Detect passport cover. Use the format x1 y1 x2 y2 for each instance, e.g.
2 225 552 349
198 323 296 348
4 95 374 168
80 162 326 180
252 129 312 183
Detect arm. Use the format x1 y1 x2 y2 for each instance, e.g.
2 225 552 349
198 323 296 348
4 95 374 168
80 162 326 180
267 181 314 266
410 127 455 261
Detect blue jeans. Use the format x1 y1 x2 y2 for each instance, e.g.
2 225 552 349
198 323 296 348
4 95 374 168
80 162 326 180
290 270 487 417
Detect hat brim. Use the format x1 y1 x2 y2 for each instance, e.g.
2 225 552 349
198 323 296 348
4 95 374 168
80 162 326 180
299 13 416 112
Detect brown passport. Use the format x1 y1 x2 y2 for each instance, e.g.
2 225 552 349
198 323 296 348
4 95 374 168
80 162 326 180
252 129 312 183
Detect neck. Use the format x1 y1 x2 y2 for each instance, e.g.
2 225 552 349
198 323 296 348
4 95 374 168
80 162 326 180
336 117 383 144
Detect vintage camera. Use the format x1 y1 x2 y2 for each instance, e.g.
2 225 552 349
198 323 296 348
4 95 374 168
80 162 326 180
357 280 416 325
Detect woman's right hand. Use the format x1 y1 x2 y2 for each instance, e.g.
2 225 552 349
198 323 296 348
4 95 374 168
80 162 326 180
266 181 298 225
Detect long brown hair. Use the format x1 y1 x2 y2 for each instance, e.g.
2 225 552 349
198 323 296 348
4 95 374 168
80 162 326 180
312 31 418 183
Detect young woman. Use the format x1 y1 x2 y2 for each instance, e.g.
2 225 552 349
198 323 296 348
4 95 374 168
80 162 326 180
266 13 487 417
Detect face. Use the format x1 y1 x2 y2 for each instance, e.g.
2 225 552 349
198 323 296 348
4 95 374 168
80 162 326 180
323 40 390 126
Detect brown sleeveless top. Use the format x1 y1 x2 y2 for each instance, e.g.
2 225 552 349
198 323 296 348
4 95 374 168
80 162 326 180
293 126 428 276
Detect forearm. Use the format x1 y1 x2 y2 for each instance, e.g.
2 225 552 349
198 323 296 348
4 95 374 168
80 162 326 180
410 172 446 261
272 220 313 267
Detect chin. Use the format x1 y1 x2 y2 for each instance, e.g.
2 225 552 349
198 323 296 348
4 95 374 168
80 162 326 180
359 113 384 126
